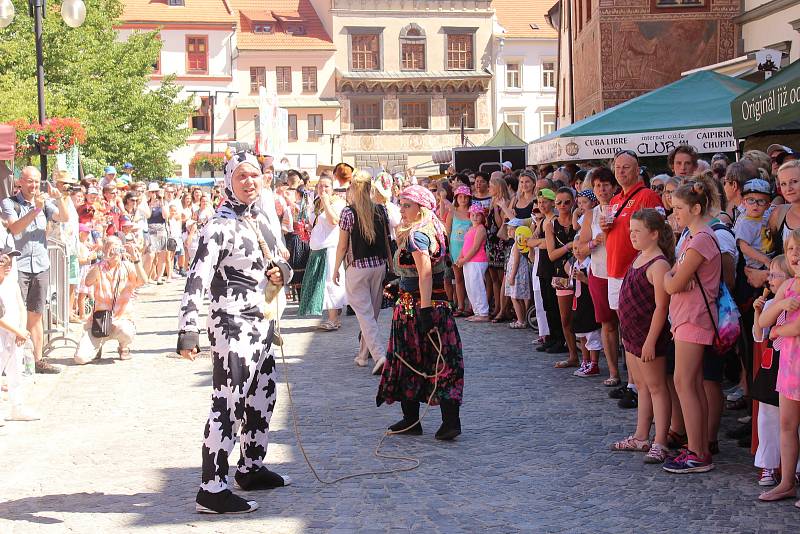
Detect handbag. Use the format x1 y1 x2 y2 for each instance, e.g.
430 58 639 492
91 266 124 338
694 235 741 356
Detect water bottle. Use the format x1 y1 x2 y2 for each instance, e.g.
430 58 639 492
22 340 35 376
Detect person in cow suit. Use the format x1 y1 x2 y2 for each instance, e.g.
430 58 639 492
177 151 293 514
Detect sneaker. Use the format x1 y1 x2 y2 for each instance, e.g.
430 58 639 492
575 362 600 377
572 361 589 376
35 359 61 374
234 467 291 491
758 468 778 487
726 386 745 402
644 443 667 464
663 450 714 474
618 388 638 409
6 407 40 421
737 415 752 424
195 489 258 514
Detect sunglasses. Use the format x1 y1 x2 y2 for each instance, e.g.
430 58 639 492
744 197 769 206
555 200 571 206
614 149 639 161
651 184 665 192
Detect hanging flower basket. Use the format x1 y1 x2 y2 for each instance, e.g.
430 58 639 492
9 118 87 158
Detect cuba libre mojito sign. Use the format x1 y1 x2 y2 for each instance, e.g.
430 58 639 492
529 128 735 164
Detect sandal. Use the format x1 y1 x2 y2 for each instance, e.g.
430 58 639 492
603 377 621 387
611 435 651 452
554 359 579 368
118 347 132 361
508 321 526 329
491 314 512 323
452 309 465 317
317 321 340 331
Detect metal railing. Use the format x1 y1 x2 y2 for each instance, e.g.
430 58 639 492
43 237 78 355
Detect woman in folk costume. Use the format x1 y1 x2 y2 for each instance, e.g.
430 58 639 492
377 185 464 441
177 151 293 514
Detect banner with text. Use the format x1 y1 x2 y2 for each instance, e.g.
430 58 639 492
528 127 736 164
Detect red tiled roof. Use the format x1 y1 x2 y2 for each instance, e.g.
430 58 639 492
492 0 558 39
121 0 235 24
231 0 335 51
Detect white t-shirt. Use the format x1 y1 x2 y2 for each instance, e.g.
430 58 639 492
589 205 608 278
385 201 401 240
0 276 21 349
309 199 346 250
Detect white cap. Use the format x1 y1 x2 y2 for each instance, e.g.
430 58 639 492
502 161 513 169
147 182 161 192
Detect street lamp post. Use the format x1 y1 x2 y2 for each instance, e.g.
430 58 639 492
0 0 87 180
188 89 237 179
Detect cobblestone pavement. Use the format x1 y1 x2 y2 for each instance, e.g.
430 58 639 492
1 279 798 533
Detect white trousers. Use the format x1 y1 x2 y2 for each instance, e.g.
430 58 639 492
73 318 136 364
463 261 489 316
344 264 385 362
0 342 24 408
755 401 800 471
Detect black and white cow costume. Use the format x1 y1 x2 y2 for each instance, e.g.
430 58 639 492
177 152 293 514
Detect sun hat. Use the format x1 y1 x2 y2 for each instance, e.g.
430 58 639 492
122 162 134 170
0 243 21 258
767 144 793 156
86 187 99 195
147 182 162 192
506 218 526 228
104 166 117 175
372 172 393 199
538 188 556 201
454 185 472 198
468 203 486 215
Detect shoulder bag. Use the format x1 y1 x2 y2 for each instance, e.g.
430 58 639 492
91 266 125 338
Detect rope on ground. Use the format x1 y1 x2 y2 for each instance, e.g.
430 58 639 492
275 300 444 484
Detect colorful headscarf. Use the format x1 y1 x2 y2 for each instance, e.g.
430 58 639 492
399 185 447 259
400 185 436 211
577 189 597 204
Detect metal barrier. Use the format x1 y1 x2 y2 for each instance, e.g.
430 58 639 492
43 237 78 355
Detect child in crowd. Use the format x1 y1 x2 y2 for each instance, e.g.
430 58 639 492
446 185 472 316
663 176 721 474
0 245 38 422
505 219 531 329
570 237 601 377
757 229 800 505
612 209 673 464
752 255 800 488
455 203 489 322
734 178 775 271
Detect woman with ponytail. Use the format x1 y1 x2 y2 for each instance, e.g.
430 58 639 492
611 209 673 464
333 170 391 371
663 174 721 474
377 185 464 441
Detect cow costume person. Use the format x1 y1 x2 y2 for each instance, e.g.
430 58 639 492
177 152 293 514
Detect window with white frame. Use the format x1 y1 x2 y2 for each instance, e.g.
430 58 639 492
504 112 525 137
542 61 556 89
506 62 521 89
541 111 556 135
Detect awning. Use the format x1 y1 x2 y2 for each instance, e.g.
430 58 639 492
166 177 216 187
731 59 800 138
529 71 754 164
484 122 527 147
0 124 15 161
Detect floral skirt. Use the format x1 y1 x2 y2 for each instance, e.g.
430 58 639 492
376 289 464 407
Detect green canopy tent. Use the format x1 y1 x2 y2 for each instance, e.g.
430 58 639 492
529 71 754 164
483 122 527 147
731 59 800 138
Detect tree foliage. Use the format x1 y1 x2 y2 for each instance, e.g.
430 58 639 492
0 0 193 179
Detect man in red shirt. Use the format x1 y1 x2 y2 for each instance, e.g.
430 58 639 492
601 150 664 311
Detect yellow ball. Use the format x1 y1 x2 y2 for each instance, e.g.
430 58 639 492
514 226 532 254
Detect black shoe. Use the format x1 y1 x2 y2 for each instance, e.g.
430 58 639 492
195 489 258 514
388 418 423 435
725 422 752 440
35 359 61 374
545 343 568 354
608 385 628 399
235 468 291 491
535 337 555 352
435 400 461 441
618 388 638 409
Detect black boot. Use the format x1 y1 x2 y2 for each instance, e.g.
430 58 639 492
388 401 422 435
435 401 461 441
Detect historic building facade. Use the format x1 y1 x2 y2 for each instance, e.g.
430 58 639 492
550 0 740 127
492 0 558 143
330 0 495 172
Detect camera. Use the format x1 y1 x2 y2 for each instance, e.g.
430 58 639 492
68 185 83 194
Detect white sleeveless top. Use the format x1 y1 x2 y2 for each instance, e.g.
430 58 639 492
590 205 608 279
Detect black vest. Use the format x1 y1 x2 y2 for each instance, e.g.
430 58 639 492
351 205 387 261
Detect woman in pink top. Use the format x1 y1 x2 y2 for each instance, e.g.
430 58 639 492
663 175 721 474
455 204 489 322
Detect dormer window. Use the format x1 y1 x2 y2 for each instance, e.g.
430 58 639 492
168 0 185 6
253 22 273 33
286 24 306 35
